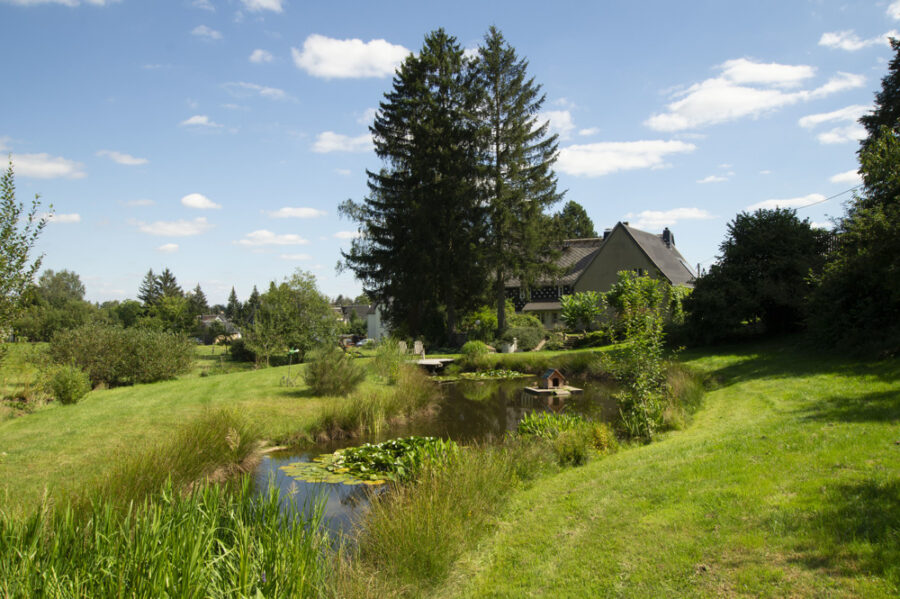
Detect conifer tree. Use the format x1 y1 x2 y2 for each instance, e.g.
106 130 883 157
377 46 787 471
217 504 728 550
859 38 900 152
473 26 563 335
242 285 260 324
157 268 182 298
340 29 487 341
137 269 161 306
225 287 241 320
187 283 208 315
553 200 596 239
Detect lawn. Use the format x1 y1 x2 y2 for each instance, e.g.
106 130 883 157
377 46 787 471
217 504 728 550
436 340 900 597
0 347 385 515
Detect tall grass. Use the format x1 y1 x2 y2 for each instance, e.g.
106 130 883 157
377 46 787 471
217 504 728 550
0 477 329 598
307 364 438 441
332 440 556 597
67 408 260 510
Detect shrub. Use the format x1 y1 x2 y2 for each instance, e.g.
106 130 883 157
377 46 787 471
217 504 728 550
46 364 90 405
372 338 405 383
589 422 619 453
572 330 611 348
516 411 587 439
228 338 256 363
508 312 542 328
553 429 590 466
50 324 193 387
303 345 366 396
460 340 489 361
501 325 544 351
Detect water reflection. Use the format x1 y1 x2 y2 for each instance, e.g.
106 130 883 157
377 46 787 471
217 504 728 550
255 377 618 538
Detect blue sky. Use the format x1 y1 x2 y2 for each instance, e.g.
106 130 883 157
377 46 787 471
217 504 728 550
1 0 896 304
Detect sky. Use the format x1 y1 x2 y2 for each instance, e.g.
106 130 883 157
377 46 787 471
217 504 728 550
1 0 896 305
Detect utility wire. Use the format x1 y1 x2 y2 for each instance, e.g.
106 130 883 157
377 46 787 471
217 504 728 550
694 184 862 268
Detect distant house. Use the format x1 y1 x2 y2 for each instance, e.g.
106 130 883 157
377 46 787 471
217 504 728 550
367 304 390 341
339 304 372 324
505 221 696 327
198 313 241 338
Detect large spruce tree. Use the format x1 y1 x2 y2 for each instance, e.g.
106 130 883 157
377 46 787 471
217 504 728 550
340 29 486 341
137 269 161 306
553 200 596 239
474 26 563 335
859 38 900 152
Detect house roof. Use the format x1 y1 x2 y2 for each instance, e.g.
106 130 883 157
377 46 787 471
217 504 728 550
506 222 696 289
619 224 696 287
506 238 605 288
522 301 562 312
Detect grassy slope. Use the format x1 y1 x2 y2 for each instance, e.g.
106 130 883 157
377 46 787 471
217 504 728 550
0 356 384 514
440 342 900 598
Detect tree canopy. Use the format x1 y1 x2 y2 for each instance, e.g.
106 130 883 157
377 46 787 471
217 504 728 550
553 200 596 239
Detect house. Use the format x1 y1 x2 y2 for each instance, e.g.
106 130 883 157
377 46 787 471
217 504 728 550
366 304 390 341
505 221 696 327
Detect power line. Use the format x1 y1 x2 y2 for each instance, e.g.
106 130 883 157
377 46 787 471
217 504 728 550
694 184 862 268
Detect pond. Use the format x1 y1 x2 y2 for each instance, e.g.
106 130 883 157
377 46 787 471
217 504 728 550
254 376 618 539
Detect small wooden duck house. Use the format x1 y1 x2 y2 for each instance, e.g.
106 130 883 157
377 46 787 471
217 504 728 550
540 368 566 390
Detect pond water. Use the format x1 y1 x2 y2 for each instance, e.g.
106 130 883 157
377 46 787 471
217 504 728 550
254 376 618 539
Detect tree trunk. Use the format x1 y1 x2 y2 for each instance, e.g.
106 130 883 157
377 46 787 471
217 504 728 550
496 269 507 337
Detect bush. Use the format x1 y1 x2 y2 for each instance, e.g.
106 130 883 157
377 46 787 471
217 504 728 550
572 330 611 348
227 338 256 363
49 323 193 387
501 325 544 351
508 313 542 328
303 345 366 396
460 340 490 361
589 422 619 453
553 429 590 466
46 364 90 405
372 338 406 383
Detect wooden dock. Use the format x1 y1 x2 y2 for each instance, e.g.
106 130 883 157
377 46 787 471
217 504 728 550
523 385 583 397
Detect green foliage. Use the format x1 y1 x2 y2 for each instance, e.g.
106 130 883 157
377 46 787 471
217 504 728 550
516 411 588 439
474 26 563 338
560 290 603 332
0 478 328 598
340 29 488 343
685 209 827 343
302 345 366 396
327 436 459 483
0 160 47 335
860 38 900 151
553 200 597 239
461 302 513 342
137 268 161 306
610 272 668 442
508 312 542 328
501 324 544 351
45 364 90 405
572 330 611 348
808 127 900 355
461 340 490 361
372 337 406 383
553 429 590 466
243 271 337 366
49 323 193 387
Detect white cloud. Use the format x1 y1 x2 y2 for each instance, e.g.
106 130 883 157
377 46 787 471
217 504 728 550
180 114 222 128
697 174 728 184
645 59 865 132
96 149 148 166
267 206 326 218
291 34 409 79
157 243 179 253
181 193 221 209
798 104 870 128
541 110 576 140
241 0 282 11
578 127 600 136
819 30 899 52
334 168 351 176
747 193 825 211
357 107 378 125
280 253 312 261
123 199 155 207
890 1 900 19
236 230 309 246
224 81 290 101
191 25 222 40
810 221 831 229
42 212 81 223
817 125 867 144
334 230 361 239
759 169 772 175
312 131 372 153
136 217 213 236
249 49 273 63
191 0 214 10
556 140 696 177
718 58 814 88
829 169 862 184
9 151 86 179
625 207 715 230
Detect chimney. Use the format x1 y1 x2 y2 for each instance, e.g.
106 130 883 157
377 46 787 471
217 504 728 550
603 228 612 240
662 227 673 248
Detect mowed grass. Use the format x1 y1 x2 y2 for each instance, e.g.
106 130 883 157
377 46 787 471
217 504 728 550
0 350 386 515
436 340 900 598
